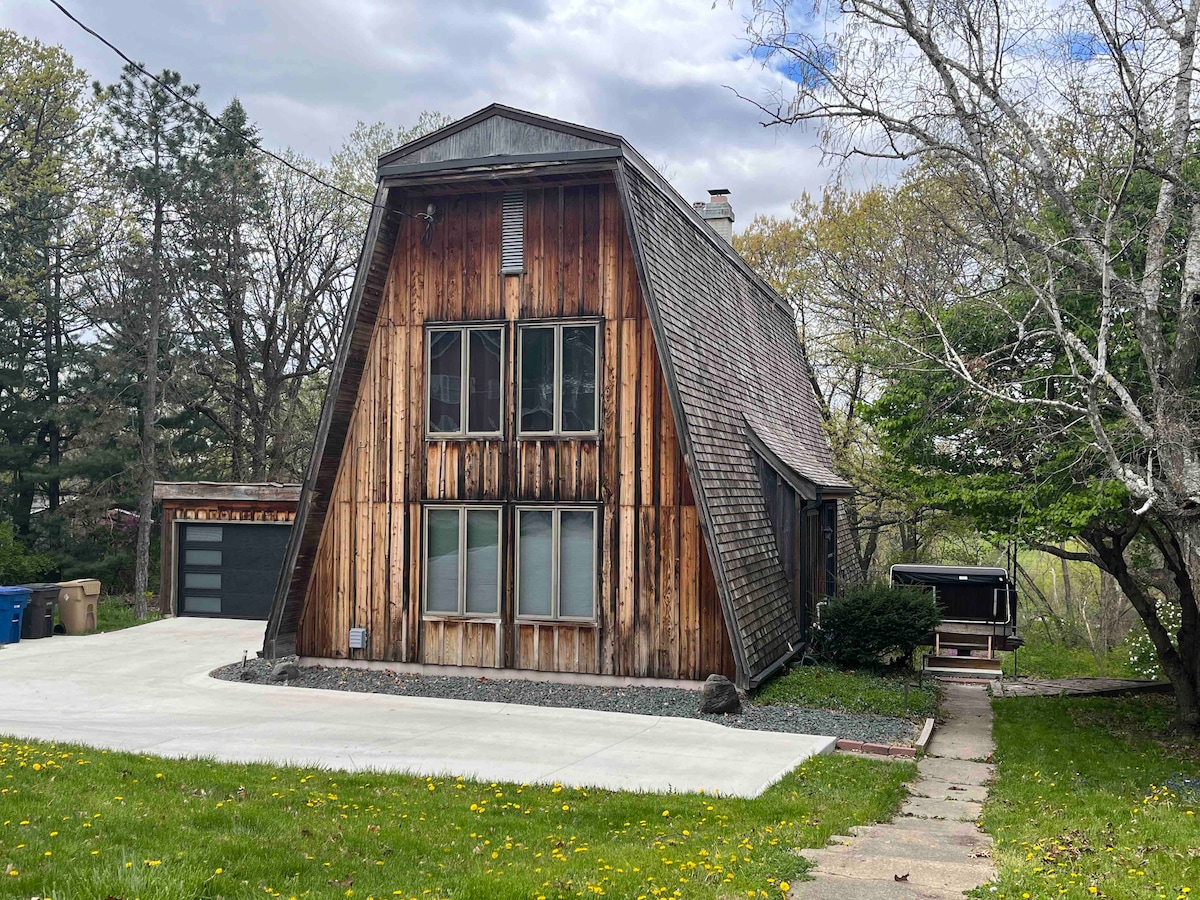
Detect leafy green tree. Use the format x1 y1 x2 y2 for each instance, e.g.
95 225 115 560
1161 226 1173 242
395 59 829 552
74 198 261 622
330 114 452 200
747 0 1200 736
0 30 93 536
736 184 970 578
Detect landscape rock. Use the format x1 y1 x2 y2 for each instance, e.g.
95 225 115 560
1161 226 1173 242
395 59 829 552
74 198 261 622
699 674 741 714
270 662 300 681
211 658 915 743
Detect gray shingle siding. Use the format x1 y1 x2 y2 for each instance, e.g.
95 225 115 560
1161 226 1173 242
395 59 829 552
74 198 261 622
619 163 818 680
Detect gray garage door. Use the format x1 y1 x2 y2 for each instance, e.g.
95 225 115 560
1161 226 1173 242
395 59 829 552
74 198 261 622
177 522 291 619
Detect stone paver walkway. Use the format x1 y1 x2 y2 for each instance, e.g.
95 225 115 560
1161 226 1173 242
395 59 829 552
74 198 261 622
791 683 995 899
995 677 1171 698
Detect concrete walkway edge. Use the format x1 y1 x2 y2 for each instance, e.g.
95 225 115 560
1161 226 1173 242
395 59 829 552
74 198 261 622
790 683 995 899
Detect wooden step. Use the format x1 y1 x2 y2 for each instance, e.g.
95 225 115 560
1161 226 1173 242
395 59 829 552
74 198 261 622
923 655 1003 678
935 633 992 646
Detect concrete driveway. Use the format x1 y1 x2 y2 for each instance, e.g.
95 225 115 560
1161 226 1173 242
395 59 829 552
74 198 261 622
0 618 834 797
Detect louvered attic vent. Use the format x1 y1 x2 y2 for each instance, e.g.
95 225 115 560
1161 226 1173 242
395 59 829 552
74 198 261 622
501 191 525 274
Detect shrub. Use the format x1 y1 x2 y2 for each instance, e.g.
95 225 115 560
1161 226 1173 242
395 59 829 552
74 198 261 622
818 582 941 668
1126 600 1181 679
0 521 53 583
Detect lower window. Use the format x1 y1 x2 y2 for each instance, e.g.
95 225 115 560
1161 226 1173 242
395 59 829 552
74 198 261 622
516 506 597 621
424 506 501 616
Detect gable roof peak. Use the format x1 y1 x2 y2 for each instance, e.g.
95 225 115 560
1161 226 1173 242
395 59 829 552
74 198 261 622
377 104 624 171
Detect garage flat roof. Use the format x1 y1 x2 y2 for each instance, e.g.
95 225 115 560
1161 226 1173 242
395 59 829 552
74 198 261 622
153 482 302 503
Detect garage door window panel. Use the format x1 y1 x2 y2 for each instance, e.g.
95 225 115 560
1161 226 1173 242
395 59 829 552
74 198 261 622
187 525 223 542
185 549 222 566
184 596 221 613
184 572 222 590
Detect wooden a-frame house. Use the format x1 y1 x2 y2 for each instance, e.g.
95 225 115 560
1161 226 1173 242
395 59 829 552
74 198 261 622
262 105 851 688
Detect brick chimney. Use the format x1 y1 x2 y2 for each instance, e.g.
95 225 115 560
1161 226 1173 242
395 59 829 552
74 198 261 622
694 188 734 243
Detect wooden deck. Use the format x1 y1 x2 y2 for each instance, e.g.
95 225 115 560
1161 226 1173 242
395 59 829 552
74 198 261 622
995 678 1172 698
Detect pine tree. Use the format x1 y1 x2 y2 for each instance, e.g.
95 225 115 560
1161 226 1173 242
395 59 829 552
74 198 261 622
93 65 201 618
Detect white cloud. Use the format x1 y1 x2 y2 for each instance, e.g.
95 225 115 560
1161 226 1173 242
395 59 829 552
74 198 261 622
0 0 853 222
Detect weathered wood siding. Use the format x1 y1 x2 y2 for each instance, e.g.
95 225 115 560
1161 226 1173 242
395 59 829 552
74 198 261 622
296 179 736 680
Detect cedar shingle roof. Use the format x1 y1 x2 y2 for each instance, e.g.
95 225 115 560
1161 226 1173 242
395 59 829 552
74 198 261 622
616 162 848 680
263 105 850 685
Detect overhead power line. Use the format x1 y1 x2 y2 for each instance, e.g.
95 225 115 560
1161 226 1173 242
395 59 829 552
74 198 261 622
45 0 409 215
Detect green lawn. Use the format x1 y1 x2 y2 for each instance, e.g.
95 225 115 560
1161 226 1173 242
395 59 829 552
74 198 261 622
976 694 1198 900
87 594 162 633
753 664 938 719
996 638 1134 680
0 738 914 900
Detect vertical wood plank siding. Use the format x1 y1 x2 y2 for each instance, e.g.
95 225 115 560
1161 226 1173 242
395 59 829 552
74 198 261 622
296 180 736 680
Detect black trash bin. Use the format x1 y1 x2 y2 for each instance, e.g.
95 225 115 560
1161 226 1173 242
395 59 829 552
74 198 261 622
19 583 60 639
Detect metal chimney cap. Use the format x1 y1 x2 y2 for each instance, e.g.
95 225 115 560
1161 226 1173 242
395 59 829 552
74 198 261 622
708 188 731 197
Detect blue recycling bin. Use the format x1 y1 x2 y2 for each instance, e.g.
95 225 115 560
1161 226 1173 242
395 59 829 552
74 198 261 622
0 586 32 645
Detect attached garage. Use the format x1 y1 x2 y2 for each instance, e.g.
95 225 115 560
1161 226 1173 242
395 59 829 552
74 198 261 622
154 482 300 619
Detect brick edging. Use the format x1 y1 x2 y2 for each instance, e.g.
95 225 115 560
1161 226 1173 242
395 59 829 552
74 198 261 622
835 739 916 758
835 716 935 760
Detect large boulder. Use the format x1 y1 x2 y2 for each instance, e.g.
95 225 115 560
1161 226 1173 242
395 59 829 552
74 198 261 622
270 661 301 682
699 674 741 714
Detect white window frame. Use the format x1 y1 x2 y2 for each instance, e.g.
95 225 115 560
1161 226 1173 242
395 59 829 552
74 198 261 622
516 320 601 438
422 505 503 618
514 505 598 622
425 324 506 440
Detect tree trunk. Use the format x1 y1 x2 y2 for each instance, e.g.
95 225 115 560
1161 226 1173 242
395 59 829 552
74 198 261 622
45 237 62 512
133 193 164 621
1092 526 1199 740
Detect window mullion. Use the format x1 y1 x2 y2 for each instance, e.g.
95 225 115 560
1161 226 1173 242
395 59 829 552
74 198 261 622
593 324 600 432
493 508 502 615
554 325 563 434
460 327 469 437
551 509 561 619
458 507 468 615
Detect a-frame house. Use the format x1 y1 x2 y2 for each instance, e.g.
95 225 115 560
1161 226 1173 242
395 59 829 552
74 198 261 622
262 105 851 688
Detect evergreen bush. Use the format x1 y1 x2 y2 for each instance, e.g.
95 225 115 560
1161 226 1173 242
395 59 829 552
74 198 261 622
817 582 941 668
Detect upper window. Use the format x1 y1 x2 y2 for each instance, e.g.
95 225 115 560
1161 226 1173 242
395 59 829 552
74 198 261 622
427 325 504 438
423 506 502 617
518 322 599 436
501 191 524 274
516 506 597 621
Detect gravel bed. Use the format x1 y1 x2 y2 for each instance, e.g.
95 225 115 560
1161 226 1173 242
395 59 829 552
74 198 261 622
212 657 917 745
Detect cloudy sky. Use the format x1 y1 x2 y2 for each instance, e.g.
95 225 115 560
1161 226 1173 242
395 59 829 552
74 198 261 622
0 0 874 226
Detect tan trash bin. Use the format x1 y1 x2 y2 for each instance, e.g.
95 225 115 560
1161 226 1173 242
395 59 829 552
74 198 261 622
57 579 101 634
